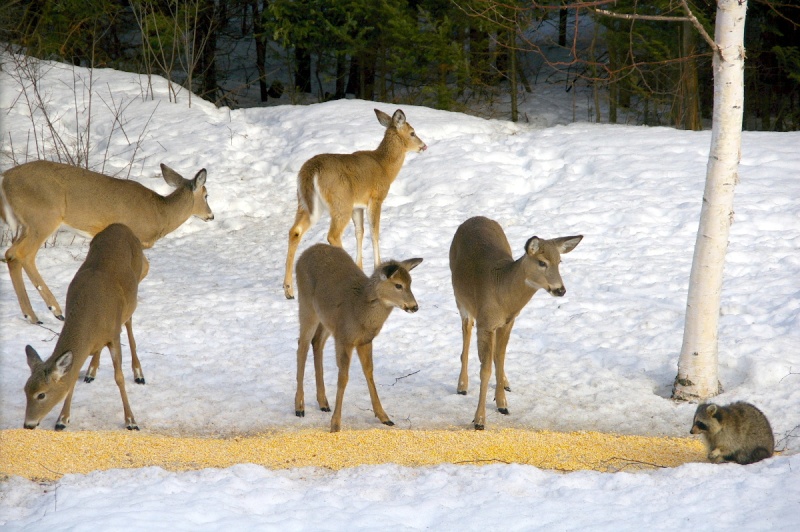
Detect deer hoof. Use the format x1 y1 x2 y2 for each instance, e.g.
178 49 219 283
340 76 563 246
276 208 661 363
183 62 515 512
498 408 509 415
127 425 140 431
135 377 146 385
457 390 467 396
283 285 295 299
504 386 511 392
474 423 484 431
55 423 67 431
383 420 395 426
84 375 95 383
56 314 65 321
24 314 43 325
296 410 305 417
320 406 331 412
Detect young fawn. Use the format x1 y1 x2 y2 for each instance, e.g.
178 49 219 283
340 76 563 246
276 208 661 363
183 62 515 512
23 223 149 431
0 161 212 324
450 216 582 430
283 108 426 299
294 243 422 432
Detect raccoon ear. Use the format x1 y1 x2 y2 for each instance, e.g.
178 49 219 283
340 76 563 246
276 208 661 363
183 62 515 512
705 404 718 418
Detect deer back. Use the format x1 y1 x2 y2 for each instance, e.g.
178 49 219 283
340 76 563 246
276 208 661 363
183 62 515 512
23 223 147 425
296 244 421 345
299 109 426 211
2 161 212 248
450 216 582 327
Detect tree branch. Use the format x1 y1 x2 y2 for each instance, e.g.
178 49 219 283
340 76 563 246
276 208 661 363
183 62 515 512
591 1 719 54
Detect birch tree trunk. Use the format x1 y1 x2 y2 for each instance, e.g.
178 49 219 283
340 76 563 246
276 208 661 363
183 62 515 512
672 0 747 401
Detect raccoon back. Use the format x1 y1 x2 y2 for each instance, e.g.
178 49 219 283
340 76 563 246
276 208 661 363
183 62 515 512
701 402 775 464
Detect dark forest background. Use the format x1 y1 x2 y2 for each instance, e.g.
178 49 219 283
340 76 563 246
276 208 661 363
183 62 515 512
2 1 799 130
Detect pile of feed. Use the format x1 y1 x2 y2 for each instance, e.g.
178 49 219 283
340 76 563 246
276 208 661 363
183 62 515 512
1 428 706 481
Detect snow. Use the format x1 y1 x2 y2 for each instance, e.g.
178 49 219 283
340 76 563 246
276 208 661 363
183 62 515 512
1 55 799 529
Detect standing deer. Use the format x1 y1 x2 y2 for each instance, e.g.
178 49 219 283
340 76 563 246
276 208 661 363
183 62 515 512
449 216 582 430
0 160 214 324
294 243 422 432
23 223 149 431
283 108 426 299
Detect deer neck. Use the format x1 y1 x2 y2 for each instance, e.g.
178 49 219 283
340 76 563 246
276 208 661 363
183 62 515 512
358 281 394 333
155 185 195 238
372 132 408 182
494 256 538 316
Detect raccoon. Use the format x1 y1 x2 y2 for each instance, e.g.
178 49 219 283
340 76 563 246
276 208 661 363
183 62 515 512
690 401 775 465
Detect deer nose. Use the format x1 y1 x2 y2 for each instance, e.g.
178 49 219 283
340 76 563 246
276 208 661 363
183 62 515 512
405 303 419 313
550 286 566 297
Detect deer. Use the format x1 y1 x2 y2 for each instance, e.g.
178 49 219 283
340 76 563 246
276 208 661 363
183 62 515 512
23 223 149 431
283 108 427 300
0 160 214 324
449 216 582 430
294 243 422 433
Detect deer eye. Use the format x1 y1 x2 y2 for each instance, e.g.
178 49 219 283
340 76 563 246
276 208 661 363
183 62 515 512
395 283 403 290
538 260 547 268
36 393 46 401
410 132 416 137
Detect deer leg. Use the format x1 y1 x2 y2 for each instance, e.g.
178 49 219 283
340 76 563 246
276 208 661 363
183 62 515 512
493 320 514 415
284 205 311 299
312 324 331 412
367 201 383 268
5 230 53 323
20 254 64 321
125 318 145 384
457 309 473 395
295 313 319 417
356 342 392 426
109 337 138 430
55 382 77 431
351 208 365 269
326 207 352 250
473 328 495 430
330 342 353 433
84 350 102 383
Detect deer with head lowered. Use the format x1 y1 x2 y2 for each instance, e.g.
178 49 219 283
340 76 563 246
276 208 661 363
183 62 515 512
0 160 214 324
294 243 422 432
449 216 582 430
23 223 149 431
283 108 426 299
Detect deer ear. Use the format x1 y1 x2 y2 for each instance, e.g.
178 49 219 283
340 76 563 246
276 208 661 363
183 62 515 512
52 351 73 381
556 235 583 254
375 109 392 127
25 345 43 371
160 164 185 188
192 169 207 190
381 264 400 280
391 109 406 127
525 237 541 255
400 258 423 272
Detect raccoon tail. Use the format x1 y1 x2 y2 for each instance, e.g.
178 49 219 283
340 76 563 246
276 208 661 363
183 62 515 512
727 447 772 465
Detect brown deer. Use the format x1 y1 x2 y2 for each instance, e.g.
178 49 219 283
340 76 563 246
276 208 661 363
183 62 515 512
449 216 582 430
23 223 149 431
283 108 426 299
294 243 422 432
0 160 214 324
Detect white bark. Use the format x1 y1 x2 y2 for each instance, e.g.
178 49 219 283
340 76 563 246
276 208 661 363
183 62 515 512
673 0 747 401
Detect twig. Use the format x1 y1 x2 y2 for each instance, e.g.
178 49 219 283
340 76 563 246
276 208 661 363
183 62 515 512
779 368 799 384
382 370 420 387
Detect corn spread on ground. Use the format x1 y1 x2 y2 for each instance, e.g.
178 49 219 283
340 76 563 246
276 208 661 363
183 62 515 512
0 428 706 481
